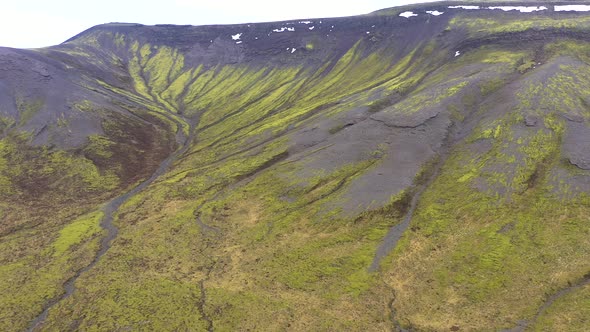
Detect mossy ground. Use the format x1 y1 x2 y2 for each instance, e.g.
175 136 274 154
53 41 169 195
533 281 590 331
3 12 590 331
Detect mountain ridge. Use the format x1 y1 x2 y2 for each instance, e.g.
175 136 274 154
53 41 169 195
1 2 590 331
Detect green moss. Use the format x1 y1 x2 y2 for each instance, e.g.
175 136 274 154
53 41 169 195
47 277 207 331
53 211 103 255
73 100 95 112
0 115 16 135
479 77 506 96
16 97 43 126
367 97 394 113
51 150 120 191
0 133 122 203
128 54 153 101
207 287 292 331
545 40 590 63
328 123 349 134
517 59 536 73
139 43 152 66
113 33 126 48
0 140 15 195
384 80 467 116
84 135 115 159
450 15 590 37
512 128 559 192
381 103 589 330
0 208 103 331
143 45 185 112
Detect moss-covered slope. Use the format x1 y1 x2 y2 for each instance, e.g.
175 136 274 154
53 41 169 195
1 2 590 331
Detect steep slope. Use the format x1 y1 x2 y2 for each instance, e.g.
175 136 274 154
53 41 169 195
1 2 590 331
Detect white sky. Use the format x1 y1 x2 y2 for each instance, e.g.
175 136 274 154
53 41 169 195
0 0 433 48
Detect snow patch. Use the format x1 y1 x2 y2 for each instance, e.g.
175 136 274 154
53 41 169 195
448 5 548 12
273 27 295 33
426 10 444 16
455 51 461 57
231 33 242 41
236 41 242 44
488 6 547 12
366 31 370 34
399 11 418 18
300 21 312 24
309 26 315 30
291 48 296 53
448 5 480 10
555 5 590 12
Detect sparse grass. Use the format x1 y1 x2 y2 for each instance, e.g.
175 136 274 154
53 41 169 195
533 282 590 331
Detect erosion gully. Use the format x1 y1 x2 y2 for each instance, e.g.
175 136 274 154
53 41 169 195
503 273 590 332
193 200 221 332
28 118 196 331
366 88 495 329
190 152 291 332
366 123 455 331
368 135 451 273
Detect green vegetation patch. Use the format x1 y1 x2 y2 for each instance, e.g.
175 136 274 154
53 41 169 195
53 211 104 256
449 14 590 37
381 109 589 330
16 97 43 126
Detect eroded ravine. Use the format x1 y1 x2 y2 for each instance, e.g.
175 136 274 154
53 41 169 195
367 64 526 268
368 142 450 273
193 203 221 332
368 181 432 273
27 118 196 331
504 273 590 332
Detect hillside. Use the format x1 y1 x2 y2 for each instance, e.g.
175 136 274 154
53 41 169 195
1 2 590 331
